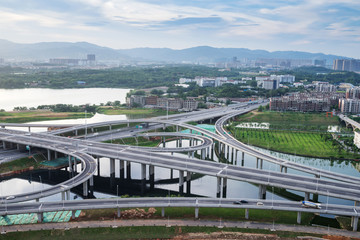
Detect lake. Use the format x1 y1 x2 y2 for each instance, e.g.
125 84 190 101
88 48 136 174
0 88 132 111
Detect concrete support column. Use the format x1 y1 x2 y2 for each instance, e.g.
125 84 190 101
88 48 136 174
72 210 76 219
61 191 65 201
216 177 221 198
2 141 6 150
179 170 184 194
110 158 115 186
161 207 165 217
74 158 77 173
186 171 191 195
75 130 78 136
211 144 214 160
126 161 131 180
222 178 227 198
304 192 310 201
241 152 245 166
117 208 121 218
260 159 263 169
66 190 70 200
54 151 58 159
245 209 249 219
297 212 301 224
256 158 259 168
16 144 20 150
68 156 73 176
149 165 155 190
179 137 182 147
226 145 230 159
83 181 88 197
109 124 112 130
37 213 43 223
89 176 94 195
170 169 173 179
162 137 166 147
141 163 146 195
119 160 124 180
97 157 100 176
201 149 205 159
353 217 358 231
195 207 199 219
47 149 51 161
176 126 179 132
258 185 266 199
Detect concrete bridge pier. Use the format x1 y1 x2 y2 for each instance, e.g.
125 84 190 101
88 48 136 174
66 190 70 200
226 145 230 160
211 144 214 160
280 166 288 173
28 126 31 132
149 165 155 190
109 124 112 130
297 212 301 224
83 181 88 197
186 171 192 195
258 185 266 199
222 178 227 198
162 137 166 147
47 149 52 161
170 169 173 179
72 210 76 219
201 149 205 159
245 209 249 219
75 130 78 136
117 208 121 218
141 164 146 195
68 156 73 177
179 137 182 147
304 192 310 201
126 161 131 180
89 176 94 195
352 217 359 231
97 157 100 176
61 191 65 201
216 177 221 198
110 158 115 186
179 170 184 194
119 160 124 180
241 152 245 166
37 212 43 223
176 126 179 132
256 158 263 169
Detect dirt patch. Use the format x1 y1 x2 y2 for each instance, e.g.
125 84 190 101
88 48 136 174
172 231 290 240
322 235 360 240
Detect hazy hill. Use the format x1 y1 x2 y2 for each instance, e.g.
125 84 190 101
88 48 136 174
0 39 345 64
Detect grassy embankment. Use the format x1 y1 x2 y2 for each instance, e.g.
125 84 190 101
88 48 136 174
97 107 174 118
229 111 360 159
0 226 325 240
0 111 92 123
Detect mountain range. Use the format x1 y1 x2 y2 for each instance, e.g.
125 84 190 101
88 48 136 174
0 39 346 65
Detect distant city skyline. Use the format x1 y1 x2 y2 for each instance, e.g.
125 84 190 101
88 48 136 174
0 0 359 58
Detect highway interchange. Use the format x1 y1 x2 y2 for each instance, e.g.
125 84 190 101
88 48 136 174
0 102 360 231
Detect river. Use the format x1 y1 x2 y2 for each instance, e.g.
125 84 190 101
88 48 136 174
0 88 131 111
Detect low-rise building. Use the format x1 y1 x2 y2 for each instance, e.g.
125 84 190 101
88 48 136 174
183 99 198 111
157 98 184 110
126 95 146 107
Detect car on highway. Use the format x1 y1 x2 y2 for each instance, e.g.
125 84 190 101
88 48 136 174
6 196 15 200
256 202 264 206
240 200 248 203
233 201 241 204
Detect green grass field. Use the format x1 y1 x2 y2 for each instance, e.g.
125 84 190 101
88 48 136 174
231 128 360 159
235 111 340 130
0 111 92 123
97 107 173 118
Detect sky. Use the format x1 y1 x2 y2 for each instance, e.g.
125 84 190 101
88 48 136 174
0 0 360 58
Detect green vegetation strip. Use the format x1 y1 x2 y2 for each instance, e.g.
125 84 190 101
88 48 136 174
0 111 91 123
81 207 313 226
0 157 39 174
0 226 325 240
